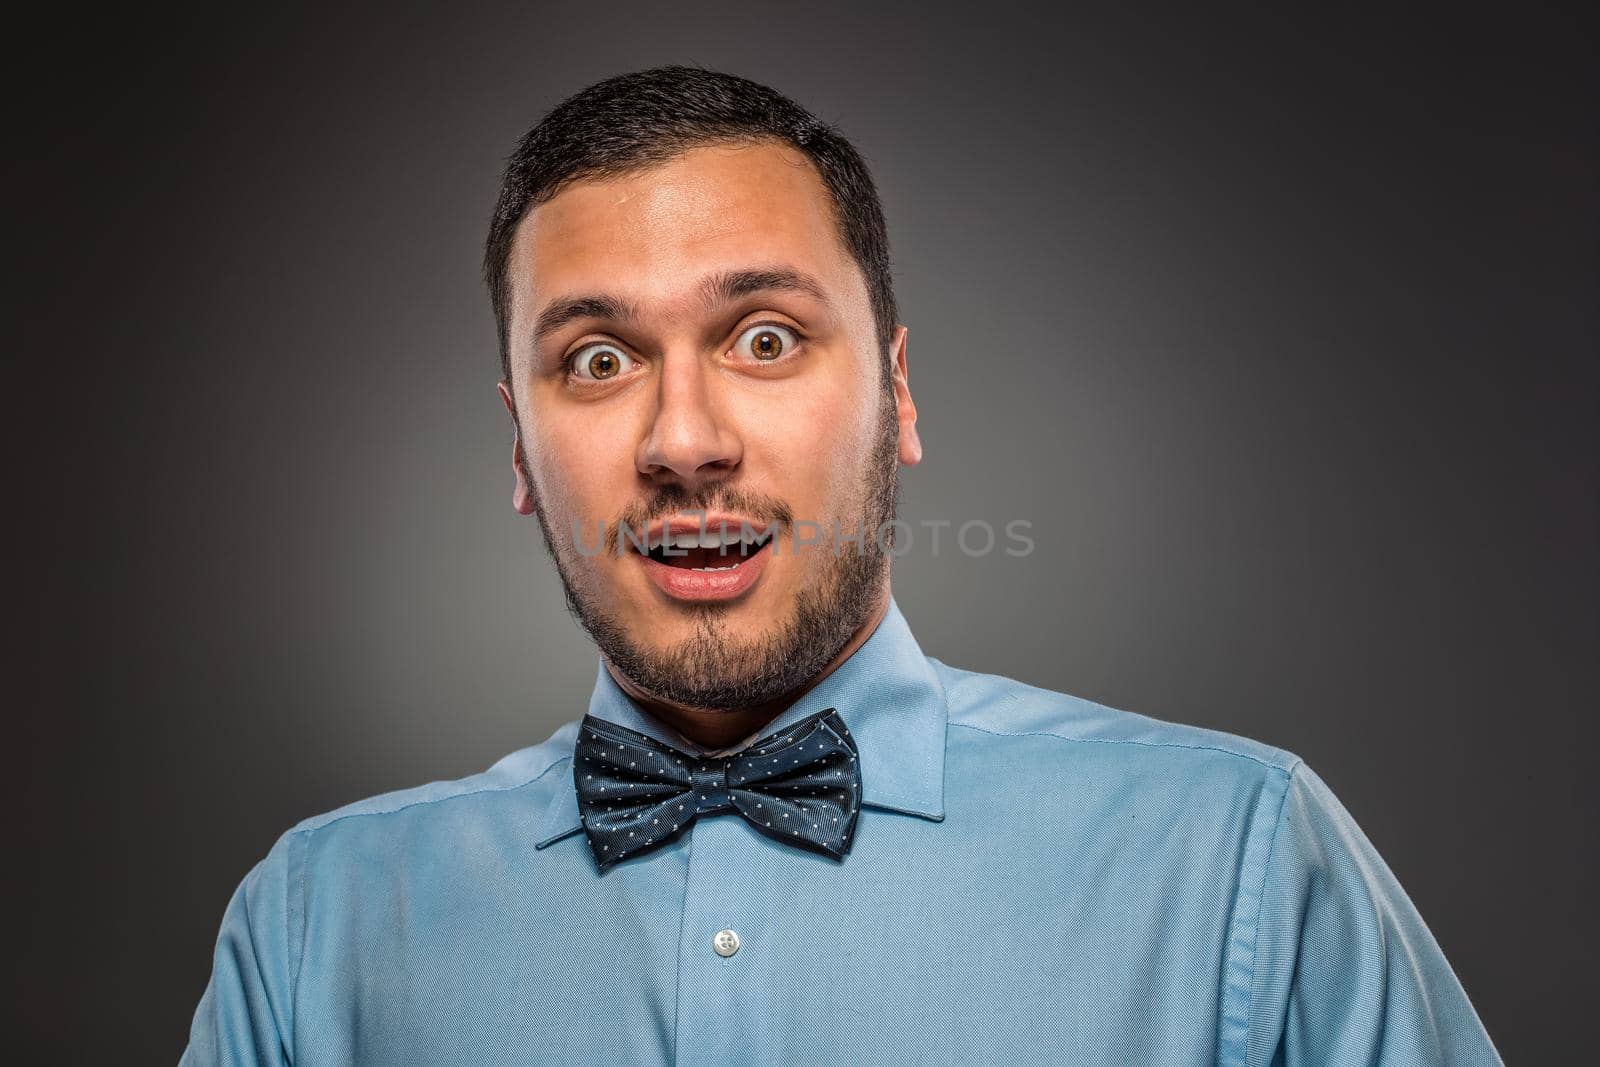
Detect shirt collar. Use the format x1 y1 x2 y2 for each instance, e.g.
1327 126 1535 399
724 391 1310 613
534 595 948 849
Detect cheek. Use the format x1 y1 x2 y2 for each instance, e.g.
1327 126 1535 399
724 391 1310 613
525 416 627 527
749 369 880 514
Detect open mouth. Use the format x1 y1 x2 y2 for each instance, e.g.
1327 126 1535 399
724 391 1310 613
640 529 775 571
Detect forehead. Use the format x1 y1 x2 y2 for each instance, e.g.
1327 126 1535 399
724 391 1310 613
507 140 863 333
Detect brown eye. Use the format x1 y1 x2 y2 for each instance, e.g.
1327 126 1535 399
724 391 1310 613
751 330 783 359
568 343 635 382
735 324 798 363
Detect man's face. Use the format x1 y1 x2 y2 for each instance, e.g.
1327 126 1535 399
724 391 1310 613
498 139 920 711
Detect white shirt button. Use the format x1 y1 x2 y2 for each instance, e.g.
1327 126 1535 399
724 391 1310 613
712 929 741 957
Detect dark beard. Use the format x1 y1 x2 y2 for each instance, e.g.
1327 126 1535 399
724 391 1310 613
527 381 901 712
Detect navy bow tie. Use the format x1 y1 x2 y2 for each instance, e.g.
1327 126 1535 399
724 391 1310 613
573 707 862 873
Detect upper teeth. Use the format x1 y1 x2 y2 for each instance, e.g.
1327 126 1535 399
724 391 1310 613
667 529 763 550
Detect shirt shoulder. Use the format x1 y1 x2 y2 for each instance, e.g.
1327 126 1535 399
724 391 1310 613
283 719 580 843
930 657 1302 781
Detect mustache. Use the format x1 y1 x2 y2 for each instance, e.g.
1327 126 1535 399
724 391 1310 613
602 485 795 556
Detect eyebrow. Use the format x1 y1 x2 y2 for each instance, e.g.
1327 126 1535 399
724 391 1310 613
530 266 831 349
531 294 640 350
699 266 829 308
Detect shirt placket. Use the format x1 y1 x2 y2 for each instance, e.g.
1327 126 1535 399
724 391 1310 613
672 758 770 1066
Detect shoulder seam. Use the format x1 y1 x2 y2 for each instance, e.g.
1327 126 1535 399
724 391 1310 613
289 829 306 1061
1229 754 1304 1066
949 720 1296 774
288 754 572 839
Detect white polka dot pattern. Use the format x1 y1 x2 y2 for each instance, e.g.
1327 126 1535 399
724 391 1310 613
573 708 862 873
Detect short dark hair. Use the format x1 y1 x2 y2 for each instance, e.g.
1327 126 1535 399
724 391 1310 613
483 65 899 385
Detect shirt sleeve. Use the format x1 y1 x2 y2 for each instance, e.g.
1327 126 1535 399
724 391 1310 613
180 830 302 1066
1246 760 1504 1066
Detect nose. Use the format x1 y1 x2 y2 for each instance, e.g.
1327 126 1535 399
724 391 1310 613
635 352 743 488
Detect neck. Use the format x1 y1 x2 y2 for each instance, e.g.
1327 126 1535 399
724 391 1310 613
603 584 892 751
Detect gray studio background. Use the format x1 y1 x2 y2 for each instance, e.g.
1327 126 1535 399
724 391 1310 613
14 3 1595 1063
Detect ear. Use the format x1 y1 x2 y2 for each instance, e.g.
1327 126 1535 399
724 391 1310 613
496 379 537 516
887 324 922 467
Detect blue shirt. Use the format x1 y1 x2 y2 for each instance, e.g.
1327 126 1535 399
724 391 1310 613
182 598 1503 1065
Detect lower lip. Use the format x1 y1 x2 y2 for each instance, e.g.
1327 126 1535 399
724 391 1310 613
638 541 771 603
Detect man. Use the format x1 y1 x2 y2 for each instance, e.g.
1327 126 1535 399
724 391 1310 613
182 66 1504 1065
